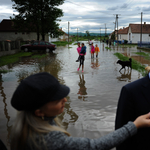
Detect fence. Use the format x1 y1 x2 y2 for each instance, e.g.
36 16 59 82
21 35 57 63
0 40 21 52
138 42 150 48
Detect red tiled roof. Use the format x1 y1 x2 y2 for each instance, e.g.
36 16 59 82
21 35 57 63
118 27 129 34
0 19 35 32
0 19 16 32
58 29 68 36
129 24 150 33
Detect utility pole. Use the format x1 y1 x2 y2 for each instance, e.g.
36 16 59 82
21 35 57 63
100 27 101 42
113 14 120 44
77 28 78 42
113 22 116 41
105 24 106 37
68 22 69 43
140 12 143 47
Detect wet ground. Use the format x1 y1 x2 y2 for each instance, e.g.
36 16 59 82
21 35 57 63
0 41 150 150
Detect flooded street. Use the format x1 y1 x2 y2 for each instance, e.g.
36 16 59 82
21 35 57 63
0 41 149 149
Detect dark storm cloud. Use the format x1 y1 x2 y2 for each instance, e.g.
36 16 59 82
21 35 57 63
120 3 128 8
142 6 150 11
0 0 14 6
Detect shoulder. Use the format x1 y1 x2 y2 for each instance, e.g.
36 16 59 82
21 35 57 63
123 75 149 92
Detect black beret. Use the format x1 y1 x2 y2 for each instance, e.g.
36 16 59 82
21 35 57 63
11 72 70 111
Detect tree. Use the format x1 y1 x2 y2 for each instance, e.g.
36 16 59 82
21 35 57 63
85 30 90 37
11 0 64 41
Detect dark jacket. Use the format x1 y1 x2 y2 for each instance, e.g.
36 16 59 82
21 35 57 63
115 74 150 150
80 46 86 55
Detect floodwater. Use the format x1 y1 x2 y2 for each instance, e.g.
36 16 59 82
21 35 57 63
0 42 149 150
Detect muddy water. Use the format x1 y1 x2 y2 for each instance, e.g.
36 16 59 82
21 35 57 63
0 42 148 149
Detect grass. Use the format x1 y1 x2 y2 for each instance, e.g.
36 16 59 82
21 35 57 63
52 41 73 46
105 47 112 50
68 47 72 49
31 54 47 59
114 52 147 76
0 52 33 67
134 52 150 60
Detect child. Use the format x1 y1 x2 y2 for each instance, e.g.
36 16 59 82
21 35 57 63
77 43 86 72
95 44 100 58
11 72 150 150
91 43 95 58
76 42 81 62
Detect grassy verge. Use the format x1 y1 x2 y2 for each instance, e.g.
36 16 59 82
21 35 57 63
114 52 147 76
52 41 73 46
105 47 112 50
0 52 33 67
31 54 47 59
0 52 33 73
134 52 150 60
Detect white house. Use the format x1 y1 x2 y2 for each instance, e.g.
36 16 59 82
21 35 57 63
118 27 129 41
49 28 71 42
110 22 150 44
0 19 49 42
128 23 150 43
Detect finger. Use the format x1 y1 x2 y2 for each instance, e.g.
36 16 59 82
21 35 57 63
143 113 150 119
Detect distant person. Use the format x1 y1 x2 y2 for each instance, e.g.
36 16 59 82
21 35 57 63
89 39 92 45
115 70 150 150
122 39 124 47
10 72 150 150
77 43 86 72
91 43 95 59
95 44 100 58
76 42 81 62
106 39 108 45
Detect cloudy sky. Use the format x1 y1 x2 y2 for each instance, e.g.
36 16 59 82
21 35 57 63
0 0 150 33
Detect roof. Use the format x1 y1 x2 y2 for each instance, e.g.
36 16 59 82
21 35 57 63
129 24 150 34
118 27 129 34
0 19 16 32
59 28 68 36
0 19 35 32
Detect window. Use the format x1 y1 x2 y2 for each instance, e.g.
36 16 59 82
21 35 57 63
46 42 50 45
39 41 45 45
120 35 121 39
33 42 38 45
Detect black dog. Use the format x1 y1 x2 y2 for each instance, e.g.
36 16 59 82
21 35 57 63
117 58 132 72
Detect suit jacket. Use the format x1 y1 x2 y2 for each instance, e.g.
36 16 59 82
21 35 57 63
115 74 150 150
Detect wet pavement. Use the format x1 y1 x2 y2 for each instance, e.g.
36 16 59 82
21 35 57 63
0 41 149 149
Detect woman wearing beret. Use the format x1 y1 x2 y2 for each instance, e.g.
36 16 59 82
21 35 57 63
11 72 150 150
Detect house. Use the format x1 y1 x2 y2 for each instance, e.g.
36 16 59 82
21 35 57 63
0 19 49 41
49 28 71 42
128 23 150 43
111 22 150 44
109 30 117 40
118 27 129 41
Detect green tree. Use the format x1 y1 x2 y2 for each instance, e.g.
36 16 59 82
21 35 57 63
11 0 64 41
85 30 90 37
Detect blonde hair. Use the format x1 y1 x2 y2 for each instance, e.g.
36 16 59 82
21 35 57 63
11 111 70 150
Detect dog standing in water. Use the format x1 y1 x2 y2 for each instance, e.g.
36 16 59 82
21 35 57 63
117 58 132 72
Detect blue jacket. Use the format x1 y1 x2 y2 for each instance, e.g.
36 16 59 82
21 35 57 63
80 46 86 55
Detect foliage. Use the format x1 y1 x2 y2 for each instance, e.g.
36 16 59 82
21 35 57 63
85 30 90 37
11 0 64 40
111 32 115 41
114 52 147 76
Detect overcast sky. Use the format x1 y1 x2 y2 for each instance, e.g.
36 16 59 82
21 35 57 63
0 0 150 33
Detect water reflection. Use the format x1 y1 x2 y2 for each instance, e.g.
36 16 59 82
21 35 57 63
91 59 100 69
0 74 12 146
117 70 132 82
77 74 88 101
58 97 78 130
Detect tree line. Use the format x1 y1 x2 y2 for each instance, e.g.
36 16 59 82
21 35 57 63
11 0 64 41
